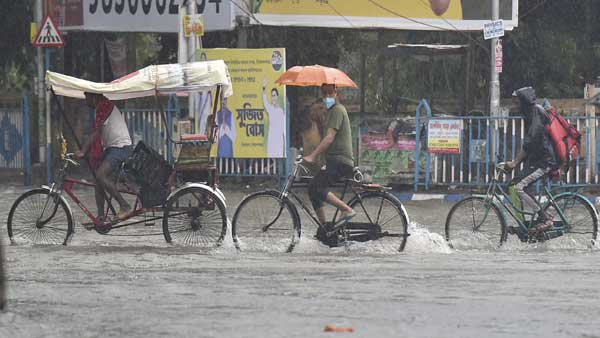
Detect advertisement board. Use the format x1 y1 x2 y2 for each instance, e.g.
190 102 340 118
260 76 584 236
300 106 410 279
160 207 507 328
252 0 518 31
46 0 234 32
427 119 462 154
200 48 286 158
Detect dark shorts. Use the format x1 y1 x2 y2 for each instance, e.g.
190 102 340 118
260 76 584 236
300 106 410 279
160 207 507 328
308 160 354 210
102 146 133 172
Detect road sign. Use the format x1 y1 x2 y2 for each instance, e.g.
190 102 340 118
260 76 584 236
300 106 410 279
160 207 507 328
483 19 504 40
33 15 64 47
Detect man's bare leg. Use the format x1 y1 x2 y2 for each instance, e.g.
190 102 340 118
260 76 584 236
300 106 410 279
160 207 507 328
316 193 354 225
94 183 106 218
96 162 131 214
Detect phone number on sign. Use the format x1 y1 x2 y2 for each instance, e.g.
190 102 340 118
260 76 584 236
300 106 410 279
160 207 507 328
88 0 223 15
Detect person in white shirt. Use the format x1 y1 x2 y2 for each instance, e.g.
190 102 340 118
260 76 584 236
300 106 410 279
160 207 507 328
261 79 285 158
74 93 133 220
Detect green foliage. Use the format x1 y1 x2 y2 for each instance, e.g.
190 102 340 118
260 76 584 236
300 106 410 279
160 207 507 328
0 1 35 93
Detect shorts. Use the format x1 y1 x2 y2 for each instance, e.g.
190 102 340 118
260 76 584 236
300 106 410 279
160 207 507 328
308 160 354 210
102 146 133 172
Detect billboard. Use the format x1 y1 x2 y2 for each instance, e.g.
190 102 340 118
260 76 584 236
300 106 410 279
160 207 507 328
46 0 235 32
251 0 518 31
199 48 287 158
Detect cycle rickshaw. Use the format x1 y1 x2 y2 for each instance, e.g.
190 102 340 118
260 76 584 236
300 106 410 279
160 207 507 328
7 61 233 248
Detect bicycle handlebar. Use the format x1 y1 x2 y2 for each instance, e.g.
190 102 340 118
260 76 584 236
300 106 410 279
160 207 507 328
63 153 80 167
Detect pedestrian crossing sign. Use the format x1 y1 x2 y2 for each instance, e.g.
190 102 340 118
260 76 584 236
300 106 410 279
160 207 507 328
33 15 64 47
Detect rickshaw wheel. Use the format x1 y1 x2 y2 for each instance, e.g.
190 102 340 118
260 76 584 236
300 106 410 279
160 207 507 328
162 186 227 247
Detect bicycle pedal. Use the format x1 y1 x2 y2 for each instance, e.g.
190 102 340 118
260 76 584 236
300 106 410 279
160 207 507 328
81 222 95 231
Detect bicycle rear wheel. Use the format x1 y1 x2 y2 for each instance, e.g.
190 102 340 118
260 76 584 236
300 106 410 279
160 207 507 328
7 188 74 245
231 190 300 253
543 193 598 248
162 186 227 247
348 191 409 252
445 196 506 249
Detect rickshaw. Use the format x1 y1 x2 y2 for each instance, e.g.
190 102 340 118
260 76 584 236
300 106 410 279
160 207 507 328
6 60 233 248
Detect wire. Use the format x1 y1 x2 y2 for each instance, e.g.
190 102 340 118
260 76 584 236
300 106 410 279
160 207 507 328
326 2 358 29
520 0 550 19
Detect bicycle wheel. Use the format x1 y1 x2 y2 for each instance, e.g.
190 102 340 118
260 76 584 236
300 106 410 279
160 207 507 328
542 193 598 248
162 186 227 247
445 196 506 249
232 190 301 253
7 188 74 245
348 191 409 252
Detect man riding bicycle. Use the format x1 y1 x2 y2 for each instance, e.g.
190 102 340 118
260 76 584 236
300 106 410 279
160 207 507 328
506 86 559 234
74 92 133 221
303 84 356 228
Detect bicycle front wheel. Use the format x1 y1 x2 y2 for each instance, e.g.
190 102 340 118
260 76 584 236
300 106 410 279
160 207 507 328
445 196 506 249
7 188 74 245
231 190 300 253
348 191 409 252
543 193 598 248
162 186 227 247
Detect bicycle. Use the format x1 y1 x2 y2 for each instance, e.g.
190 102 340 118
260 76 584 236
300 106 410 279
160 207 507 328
231 154 410 253
6 150 227 248
445 162 598 249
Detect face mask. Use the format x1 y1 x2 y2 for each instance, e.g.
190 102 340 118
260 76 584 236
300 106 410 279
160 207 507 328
324 97 336 109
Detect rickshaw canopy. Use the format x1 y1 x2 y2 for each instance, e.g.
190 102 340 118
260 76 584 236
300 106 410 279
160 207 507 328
46 60 233 100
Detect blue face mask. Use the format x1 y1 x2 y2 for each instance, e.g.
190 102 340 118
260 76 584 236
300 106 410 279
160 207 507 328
324 97 336 109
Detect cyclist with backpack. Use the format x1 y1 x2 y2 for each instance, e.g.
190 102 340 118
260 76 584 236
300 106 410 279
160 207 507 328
505 87 559 234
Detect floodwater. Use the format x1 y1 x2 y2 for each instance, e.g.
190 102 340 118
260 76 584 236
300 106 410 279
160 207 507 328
1 184 599 338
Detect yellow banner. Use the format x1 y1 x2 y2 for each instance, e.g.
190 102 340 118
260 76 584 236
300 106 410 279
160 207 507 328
199 48 286 158
251 0 518 31
254 0 463 19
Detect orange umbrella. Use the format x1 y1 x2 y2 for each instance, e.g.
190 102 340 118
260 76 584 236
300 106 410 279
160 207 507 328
275 65 358 88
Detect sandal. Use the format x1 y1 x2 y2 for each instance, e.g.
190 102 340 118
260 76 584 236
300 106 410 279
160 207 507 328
529 218 554 233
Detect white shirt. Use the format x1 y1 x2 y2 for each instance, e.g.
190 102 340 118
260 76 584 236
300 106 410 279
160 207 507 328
262 91 285 158
102 105 132 149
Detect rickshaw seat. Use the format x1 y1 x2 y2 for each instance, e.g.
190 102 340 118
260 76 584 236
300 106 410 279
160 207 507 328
181 134 208 141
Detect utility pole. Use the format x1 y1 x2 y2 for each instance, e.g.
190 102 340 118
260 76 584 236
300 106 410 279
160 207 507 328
35 0 45 163
187 0 197 124
489 0 500 117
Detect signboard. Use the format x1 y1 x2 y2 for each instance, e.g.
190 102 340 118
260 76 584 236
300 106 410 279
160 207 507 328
33 15 64 47
495 39 503 73
484 19 505 40
252 0 518 31
46 0 234 32
200 48 286 158
183 14 204 37
427 119 462 154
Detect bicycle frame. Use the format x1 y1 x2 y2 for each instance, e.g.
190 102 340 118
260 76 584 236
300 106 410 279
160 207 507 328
279 161 371 231
483 170 572 236
44 158 165 230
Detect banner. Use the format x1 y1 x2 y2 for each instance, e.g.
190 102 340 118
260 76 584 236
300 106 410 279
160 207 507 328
46 0 234 32
427 119 461 154
200 48 286 158
252 0 518 31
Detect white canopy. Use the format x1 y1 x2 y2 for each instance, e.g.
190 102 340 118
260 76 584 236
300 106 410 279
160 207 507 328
46 60 233 100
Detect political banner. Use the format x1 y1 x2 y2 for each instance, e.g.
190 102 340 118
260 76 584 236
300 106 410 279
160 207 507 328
199 48 286 158
46 0 234 32
251 0 518 31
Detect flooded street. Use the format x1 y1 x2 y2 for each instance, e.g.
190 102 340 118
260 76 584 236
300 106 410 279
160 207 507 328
1 184 599 338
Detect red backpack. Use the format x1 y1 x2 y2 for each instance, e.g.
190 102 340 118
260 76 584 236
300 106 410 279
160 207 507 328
544 107 581 169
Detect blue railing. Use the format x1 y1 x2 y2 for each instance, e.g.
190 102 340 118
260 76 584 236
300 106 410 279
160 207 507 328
414 99 599 191
0 95 31 185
